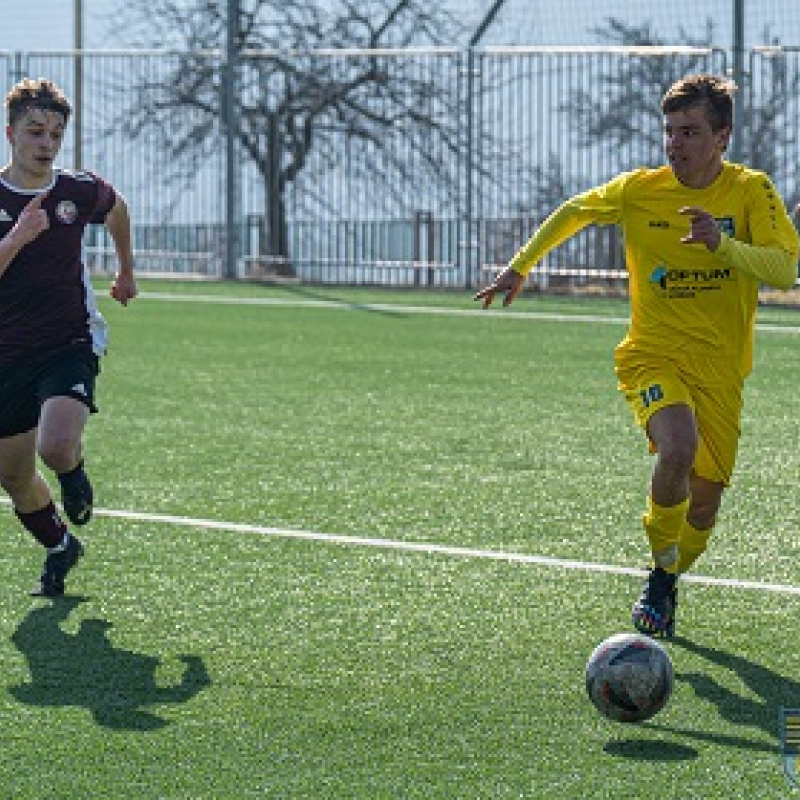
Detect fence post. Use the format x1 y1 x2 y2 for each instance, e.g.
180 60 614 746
731 0 745 162
413 211 436 288
463 1 506 290
73 0 84 171
223 0 241 280
461 47 478 291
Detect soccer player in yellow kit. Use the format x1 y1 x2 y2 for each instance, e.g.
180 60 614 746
475 74 800 637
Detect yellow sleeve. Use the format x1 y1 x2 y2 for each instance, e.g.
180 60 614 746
716 235 798 289
509 174 629 276
714 170 800 290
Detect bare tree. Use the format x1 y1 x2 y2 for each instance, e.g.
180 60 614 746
743 39 800 210
560 18 719 169
560 17 800 201
109 0 467 274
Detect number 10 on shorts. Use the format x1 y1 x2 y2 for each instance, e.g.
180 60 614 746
639 384 664 409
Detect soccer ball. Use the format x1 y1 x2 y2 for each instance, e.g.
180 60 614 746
585 632 674 723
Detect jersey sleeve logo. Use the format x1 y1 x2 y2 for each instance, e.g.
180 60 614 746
55 200 79 224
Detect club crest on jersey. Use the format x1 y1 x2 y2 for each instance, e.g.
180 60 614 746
716 216 735 237
55 200 78 224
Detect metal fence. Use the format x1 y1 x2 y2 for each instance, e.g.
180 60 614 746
1 46 798 288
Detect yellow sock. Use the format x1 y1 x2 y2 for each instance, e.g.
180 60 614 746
642 496 689 573
676 520 713 574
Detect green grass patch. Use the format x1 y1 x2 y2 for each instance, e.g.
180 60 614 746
0 284 797 797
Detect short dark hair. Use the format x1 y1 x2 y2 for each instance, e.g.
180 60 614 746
5 77 72 126
661 74 736 132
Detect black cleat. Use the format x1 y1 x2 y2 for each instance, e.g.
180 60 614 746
59 463 94 526
632 567 678 638
30 534 84 597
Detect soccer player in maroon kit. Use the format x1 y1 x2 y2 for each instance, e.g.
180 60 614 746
0 77 137 596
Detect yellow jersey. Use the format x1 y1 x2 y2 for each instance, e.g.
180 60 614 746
509 162 800 384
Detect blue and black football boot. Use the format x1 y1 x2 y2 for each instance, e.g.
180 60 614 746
632 567 678 638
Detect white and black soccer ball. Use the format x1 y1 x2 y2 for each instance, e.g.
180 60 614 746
585 632 674 723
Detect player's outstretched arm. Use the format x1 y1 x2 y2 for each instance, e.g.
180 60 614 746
474 192 603 310
105 193 138 306
473 267 525 309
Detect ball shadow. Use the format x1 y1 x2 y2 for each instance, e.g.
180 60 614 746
603 738 699 761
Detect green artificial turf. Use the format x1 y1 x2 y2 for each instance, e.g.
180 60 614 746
0 283 796 798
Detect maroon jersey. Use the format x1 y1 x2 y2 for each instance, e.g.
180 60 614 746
0 168 116 367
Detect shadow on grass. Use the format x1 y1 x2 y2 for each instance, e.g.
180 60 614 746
275 282 414 317
603 739 698 761
671 635 799 743
9 596 211 731
607 635 795 758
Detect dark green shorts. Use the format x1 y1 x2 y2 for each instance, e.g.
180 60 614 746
0 345 100 438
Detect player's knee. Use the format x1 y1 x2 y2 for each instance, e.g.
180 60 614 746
37 436 80 473
687 510 716 531
656 436 696 479
687 498 720 530
688 478 724 530
648 405 697 475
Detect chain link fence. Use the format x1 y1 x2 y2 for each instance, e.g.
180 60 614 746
1 46 798 288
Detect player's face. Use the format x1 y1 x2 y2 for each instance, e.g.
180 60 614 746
664 104 729 189
6 107 66 185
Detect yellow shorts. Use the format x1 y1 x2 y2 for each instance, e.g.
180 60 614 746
616 362 742 486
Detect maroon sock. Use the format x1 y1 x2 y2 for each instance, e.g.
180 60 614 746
16 502 68 549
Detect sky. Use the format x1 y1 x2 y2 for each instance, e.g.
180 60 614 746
1 1 798 52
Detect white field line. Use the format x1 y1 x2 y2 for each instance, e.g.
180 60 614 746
131 291 800 334
3 497 797 596
94 508 800 596
136 291 630 324
35 292 797 596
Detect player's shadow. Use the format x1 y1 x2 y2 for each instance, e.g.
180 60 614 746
674 636 800 735
639 635 796 753
9 596 211 731
278 283 409 317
